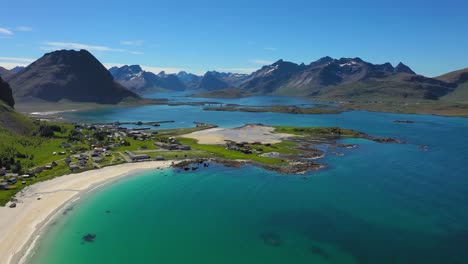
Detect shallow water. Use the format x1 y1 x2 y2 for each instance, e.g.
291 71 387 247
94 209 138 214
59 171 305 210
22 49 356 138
29 95 468 263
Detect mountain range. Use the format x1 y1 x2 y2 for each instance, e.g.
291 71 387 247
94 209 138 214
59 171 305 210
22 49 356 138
108 57 466 102
109 66 250 93
217 57 456 101
1 49 467 105
5 50 140 104
109 65 186 93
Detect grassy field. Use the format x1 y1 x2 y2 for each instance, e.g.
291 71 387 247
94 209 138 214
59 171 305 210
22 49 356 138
177 138 296 165
273 126 365 137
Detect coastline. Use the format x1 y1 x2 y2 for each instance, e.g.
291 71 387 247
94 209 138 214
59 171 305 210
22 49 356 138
0 160 177 264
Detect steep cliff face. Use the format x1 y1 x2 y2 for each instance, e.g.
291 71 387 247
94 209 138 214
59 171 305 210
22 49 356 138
0 76 15 108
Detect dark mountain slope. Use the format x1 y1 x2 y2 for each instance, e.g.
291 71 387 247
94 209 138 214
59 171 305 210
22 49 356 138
437 68 468 102
0 76 15 107
8 50 139 104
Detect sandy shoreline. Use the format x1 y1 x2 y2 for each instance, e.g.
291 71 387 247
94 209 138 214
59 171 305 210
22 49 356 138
183 124 294 144
0 160 176 264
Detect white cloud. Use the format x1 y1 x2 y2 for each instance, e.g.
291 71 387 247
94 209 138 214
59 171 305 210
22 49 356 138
120 40 144 46
130 51 144 55
16 26 33 32
103 63 184 74
0 56 36 63
249 59 274 65
42 42 125 52
264 47 277 51
0 28 13 36
0 56 36 69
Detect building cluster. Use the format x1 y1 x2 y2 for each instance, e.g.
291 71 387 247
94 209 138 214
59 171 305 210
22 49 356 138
154 142 191 151
225 141 264 154
125 150 151 162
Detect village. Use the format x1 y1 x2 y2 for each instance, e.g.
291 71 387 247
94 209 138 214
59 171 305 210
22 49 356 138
0 121 215 203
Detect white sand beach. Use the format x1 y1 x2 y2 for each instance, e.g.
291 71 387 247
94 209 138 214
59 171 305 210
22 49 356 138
182 124 294 144
0 161 175 264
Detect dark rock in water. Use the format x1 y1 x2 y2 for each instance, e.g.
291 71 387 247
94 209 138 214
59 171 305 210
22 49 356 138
394 120 415 124
309 246 330 259
82 233 96 243
418 145 429 151
63 206 74 215
184 167 190 171
191 167 198 171
372 137 404 144
105 210 111 214
259 231 283 247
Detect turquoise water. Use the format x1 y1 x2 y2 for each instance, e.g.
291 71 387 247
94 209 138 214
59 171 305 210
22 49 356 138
29 95 468 263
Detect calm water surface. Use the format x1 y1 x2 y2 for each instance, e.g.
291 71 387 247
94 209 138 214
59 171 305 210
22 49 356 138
29 95 468 263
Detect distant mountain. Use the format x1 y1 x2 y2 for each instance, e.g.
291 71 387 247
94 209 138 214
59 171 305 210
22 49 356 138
197 71 231 90
437 68 468 102
110 65 186 93
177 71 202 89
0 76 15 108
10 66 25 73
196 71 250 91
7 50 140 104
0 67 12 78
218 57 455 101
208 71 250 86
238 59 306 94
0 66 26 79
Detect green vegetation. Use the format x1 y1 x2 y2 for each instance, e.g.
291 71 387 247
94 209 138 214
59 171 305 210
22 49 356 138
274 126 366 138
177 138 296 165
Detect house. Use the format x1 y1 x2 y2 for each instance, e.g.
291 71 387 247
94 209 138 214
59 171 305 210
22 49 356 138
0 168 6 176
69 163 80 171
155 156 165 161
79 160 88 167
0 182 9 190
125 150 150 161
93 157 105 163
34 166 45 173
21 174 32 179
7 178 17 185
178 145 191 150
61 142 72 148
59 151 66 155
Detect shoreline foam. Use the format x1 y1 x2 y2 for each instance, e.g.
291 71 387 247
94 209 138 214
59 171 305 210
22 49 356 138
0 160 176 264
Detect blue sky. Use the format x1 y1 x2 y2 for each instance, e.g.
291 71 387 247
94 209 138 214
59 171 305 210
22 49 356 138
1 0 467 76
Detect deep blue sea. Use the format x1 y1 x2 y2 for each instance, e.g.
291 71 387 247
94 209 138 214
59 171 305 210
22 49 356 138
28 94 468 263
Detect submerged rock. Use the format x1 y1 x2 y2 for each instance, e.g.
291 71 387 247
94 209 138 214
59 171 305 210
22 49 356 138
309 246 330 259
259 231 283 247
63 206 74 215
82 233 96 243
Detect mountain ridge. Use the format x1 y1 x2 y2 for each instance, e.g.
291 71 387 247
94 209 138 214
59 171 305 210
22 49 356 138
110 65 186 93
7 50 140 104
